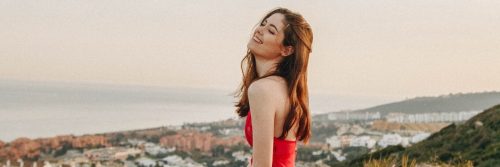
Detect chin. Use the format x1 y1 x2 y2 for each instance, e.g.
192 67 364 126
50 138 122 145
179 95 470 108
247 41 255 50
247 43 257 53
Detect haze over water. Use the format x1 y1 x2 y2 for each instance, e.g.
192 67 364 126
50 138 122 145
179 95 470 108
0 80 393 142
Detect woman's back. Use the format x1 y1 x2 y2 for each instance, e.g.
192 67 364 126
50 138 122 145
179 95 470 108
245 110 297 167
245 76 298 167
263 76 298 141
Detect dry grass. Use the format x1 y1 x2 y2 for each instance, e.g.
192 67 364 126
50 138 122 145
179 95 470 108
363 155 473 167
363 156 398 167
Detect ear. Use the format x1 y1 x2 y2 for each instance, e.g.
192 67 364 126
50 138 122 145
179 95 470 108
280 46 294 57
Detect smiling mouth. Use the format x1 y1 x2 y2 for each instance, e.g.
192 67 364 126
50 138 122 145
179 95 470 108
253 36 263 44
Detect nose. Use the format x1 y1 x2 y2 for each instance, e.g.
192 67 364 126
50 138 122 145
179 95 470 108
256 27 264 35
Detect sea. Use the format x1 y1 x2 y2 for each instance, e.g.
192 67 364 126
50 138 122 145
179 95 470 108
0 80 392 142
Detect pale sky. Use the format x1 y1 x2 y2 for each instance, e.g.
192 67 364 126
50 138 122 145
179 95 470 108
1 0 499 100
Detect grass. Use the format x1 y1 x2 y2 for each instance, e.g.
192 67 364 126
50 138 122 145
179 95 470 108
363 155 473 167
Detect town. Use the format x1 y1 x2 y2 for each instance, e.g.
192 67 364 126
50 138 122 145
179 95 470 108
0 110 481 167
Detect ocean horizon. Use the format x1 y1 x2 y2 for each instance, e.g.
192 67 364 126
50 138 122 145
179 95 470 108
0 80 393 142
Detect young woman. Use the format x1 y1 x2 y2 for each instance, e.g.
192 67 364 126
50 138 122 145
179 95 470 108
234 8 313 167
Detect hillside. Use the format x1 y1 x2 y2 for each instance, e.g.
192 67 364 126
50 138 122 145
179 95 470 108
353 91 500 116
344 104 500 167
313 91 500 121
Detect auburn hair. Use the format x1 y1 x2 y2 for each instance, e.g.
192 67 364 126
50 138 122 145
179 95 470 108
234 8 313 144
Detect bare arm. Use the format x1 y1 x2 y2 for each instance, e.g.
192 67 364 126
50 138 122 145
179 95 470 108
248 79 278 167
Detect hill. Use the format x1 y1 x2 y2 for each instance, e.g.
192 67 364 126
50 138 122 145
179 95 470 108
344 103 500 167
350 91 500 116
313 91 500 121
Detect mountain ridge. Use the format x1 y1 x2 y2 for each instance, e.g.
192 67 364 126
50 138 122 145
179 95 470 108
316 91 500 119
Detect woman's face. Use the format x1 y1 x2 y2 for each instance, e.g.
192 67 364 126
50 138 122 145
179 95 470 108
247 13 287 59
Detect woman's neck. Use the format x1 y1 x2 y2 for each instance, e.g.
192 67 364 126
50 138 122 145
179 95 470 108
254 56 282 78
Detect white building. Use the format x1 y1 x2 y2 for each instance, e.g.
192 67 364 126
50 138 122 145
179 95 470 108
212 160 230 166
349 136 377 149
350 125 365 135
144 142 172 156
135 157 156 167
401 137 410 147
330 151 346 162
162 155 204 167
199 126 211 132
326 135 353 148
127 139 146 146
232 151 250 162
325 136 341 148
163 155 184 165
218 128 241 136
336 125 349 135
328 112 381 121
43 161 52 167
411 133 431 143
56 150 90 166
386 111 481 123
349 136 371 147
312 150 323 156
366 139 377 149
115 148 142 160
85 147 142 161
378 134 402 148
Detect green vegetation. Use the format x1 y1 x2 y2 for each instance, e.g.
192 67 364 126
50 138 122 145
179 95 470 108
311 122 338 142
403 104 500 166
296 147 328 162
344 104 500 167
53 142 72 157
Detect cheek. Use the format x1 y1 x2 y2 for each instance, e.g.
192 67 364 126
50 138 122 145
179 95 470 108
264 37 281 49
265 41 282 54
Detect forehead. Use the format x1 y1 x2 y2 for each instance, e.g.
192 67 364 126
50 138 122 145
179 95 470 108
265 13 286 30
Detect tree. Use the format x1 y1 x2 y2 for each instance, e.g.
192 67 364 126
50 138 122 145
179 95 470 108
211 145 225 157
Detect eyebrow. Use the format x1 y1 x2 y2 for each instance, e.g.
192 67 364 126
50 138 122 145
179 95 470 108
269 24 279 32
263 19 279 32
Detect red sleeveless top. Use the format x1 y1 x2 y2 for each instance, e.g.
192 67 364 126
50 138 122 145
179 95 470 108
245 110 297 167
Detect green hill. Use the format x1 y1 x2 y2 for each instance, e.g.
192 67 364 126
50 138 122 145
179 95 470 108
353 91 500 116
344 104 500 167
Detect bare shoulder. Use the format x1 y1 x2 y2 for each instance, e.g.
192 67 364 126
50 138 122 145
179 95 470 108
248 76 287 97
248 76 288 121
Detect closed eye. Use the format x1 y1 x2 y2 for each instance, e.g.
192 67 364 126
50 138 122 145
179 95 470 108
268 29 275 35
260 19 276 35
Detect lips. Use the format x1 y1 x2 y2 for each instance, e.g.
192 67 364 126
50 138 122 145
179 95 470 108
253 35 263 44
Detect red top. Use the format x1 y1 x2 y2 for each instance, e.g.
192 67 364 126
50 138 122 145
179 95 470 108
245 110 297 167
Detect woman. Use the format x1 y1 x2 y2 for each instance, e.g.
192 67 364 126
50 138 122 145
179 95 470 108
234 8 313 167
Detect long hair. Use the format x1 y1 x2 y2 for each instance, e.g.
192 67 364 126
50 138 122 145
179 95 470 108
234 8 313 144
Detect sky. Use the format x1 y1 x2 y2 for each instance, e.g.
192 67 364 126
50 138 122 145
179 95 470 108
1 0 499 100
